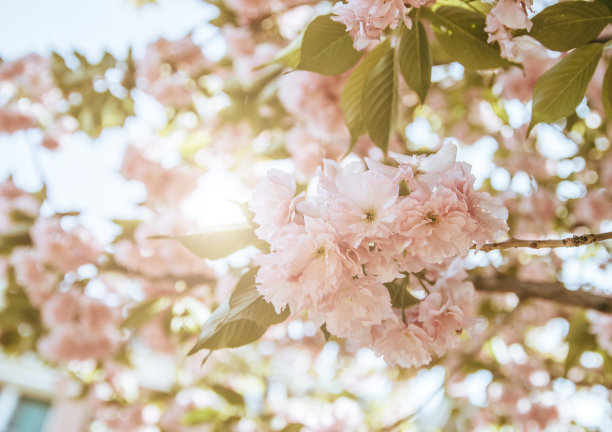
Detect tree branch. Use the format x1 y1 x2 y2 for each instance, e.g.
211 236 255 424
477 231 612 252
472 276 612 314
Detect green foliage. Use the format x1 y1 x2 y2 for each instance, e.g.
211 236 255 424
399 20 431 104
219 66 286 134
361 45 397 153
0 221 32 254
564 311 612 379
602 57 612 121
529 1 612 51
267 33 303 69
211 384 246 407
421 6 513 70
122 298 170 329
384 277 422 309
296 14 363 76
340 40 391 146
280 424 304 432
0 270 43 354
189 268 289 354
169 223 258 260
529 43 603 131
51 51 135 138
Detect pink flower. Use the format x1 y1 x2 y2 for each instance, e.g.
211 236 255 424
38 289 121 363
249 169 304 244
121 146 201 207
328 168 399 247
418 291 465 354
318 277 394 338
398 187 476 264
490 0 532 31
0 105 38 133
333 0 413 50
136 36 211 107
256 218 357 312
114 213 214 279
497 48 556 102
278 71 350 141
370 318 434 368
30 217 101 273
250 143 507 368
10 247 57 307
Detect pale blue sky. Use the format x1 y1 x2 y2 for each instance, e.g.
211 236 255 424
0 0 216 60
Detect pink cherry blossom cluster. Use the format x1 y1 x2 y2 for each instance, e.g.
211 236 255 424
114 212 214 280
485 0 535 61
38 288 122 363
332 0 430 50
136 36 212 108
250 144 508 367
121 145 201 207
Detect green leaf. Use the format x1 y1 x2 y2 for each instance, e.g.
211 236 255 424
361 46 397 153
183 408 222 425
122 298 170 329
384 278 422 309
189 268 289 354
341 40 391 145
565 311 595 372
529 43 603 131
595 0 612 13
399 20 431 103
421 6 513 69
602 57 612 121
163 223 257 260
0 221 32 254
266 33 303 69
529 1 612 51
212 384 245 407
280 424 304 432
297 14 363 76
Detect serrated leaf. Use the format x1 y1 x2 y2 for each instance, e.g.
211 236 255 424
297 14 363 76
530 43 603 131
399 20 431 103
602 57 612 121
341 39 391 145
362 46 397 153
421 6 513 69
529 1 612 51
162 223 257 260
189 269 289 354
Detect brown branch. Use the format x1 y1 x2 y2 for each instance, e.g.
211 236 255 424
472 276 612 314
477 231 612 253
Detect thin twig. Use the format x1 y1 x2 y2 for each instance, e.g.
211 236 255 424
476 231 612 253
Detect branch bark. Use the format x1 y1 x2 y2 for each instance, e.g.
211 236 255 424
472 276 612 314
477 231 612 252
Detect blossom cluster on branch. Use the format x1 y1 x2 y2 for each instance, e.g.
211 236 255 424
250 143 508 367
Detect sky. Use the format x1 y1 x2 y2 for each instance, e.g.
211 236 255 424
0 0 216 61
0 0 251 244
